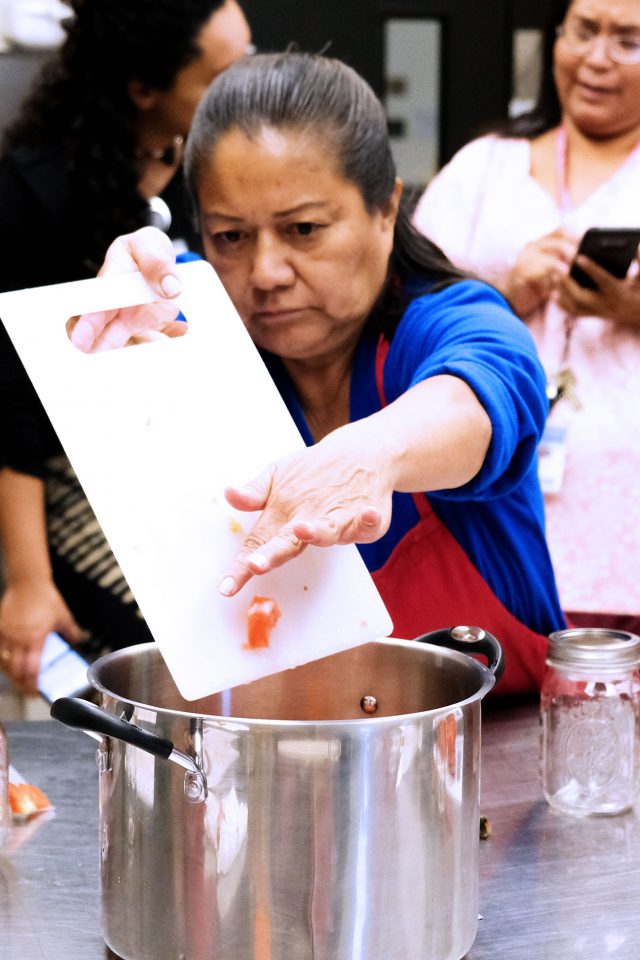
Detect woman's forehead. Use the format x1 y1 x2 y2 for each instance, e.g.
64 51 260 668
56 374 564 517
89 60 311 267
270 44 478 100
197 126 365 219
203 124 342 183
567 0 640 27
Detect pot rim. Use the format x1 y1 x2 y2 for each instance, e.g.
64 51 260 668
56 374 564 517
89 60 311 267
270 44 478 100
88 637 496 726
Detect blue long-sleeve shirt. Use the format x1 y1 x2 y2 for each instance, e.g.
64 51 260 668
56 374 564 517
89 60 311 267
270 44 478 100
264 279 565 638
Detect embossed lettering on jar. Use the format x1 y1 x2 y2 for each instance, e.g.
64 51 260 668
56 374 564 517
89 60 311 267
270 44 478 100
540 629 640 816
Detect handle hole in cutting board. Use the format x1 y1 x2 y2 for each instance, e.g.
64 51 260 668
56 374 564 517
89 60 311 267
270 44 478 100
65 303 190 353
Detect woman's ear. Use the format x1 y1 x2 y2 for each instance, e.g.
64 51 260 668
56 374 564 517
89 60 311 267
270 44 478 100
127 79 159 111
384 178 403 227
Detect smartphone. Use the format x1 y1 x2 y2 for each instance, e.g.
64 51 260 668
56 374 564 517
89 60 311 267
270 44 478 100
569 227 640 290
37 632 92 703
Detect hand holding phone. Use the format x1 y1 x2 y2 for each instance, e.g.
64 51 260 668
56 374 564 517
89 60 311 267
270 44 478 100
569 228 640 290
37 632 92 703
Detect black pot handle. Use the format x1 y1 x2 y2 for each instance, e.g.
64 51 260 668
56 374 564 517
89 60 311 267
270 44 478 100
51 696 174 760
413 626 505 683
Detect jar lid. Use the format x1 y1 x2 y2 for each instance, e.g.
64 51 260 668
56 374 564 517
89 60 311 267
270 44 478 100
547 628 640 669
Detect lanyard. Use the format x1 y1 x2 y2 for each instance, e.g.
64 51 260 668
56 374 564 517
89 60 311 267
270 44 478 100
552 126 639 405
555 125 573 216
551 126 579 399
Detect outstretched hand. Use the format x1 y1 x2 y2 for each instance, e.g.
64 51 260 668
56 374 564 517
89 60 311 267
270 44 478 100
68 227 186 352
217 423 393 597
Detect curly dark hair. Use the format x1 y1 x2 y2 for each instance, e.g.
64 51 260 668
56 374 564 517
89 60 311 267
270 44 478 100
2 0 225 270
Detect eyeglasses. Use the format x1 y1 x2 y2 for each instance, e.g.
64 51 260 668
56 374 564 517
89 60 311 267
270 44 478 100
556 18 640 65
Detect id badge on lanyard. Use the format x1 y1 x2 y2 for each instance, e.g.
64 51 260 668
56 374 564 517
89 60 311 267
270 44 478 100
538 421 568 494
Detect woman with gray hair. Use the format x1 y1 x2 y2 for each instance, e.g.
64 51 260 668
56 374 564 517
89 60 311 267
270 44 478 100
70 52 567 696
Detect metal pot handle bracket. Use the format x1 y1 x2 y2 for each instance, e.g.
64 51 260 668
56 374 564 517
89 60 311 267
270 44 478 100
50 697 207 802
413 626 505 683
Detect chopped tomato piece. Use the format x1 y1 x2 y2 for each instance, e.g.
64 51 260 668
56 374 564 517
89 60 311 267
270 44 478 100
246 596 281 649
9 782 52 815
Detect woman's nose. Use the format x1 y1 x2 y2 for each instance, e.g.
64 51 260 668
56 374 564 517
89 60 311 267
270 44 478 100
583 34 615 68
250 236 295 290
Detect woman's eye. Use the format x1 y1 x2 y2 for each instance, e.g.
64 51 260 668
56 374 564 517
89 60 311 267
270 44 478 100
213 230 244 246
617 35 640 50
293 222 318 237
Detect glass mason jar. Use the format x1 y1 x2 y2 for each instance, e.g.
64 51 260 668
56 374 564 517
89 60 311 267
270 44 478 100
540 628 640 817
0 719 9 850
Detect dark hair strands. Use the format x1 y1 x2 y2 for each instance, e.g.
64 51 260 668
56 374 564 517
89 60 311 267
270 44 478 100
495 0 570 139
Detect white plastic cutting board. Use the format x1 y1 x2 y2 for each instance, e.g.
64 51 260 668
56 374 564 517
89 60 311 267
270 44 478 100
0 261 393 700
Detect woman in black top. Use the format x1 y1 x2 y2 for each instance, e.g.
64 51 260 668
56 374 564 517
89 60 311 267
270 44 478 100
0 0 251 691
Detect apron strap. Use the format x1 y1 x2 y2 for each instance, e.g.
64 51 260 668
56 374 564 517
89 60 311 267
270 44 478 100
375 334 431 520
374 333 390 406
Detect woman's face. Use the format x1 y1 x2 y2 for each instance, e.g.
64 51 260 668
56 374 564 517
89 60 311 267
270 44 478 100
135 1 251 140
554 0 640 137
197 126 400 366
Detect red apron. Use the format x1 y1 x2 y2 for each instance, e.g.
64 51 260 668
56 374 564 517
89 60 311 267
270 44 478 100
371 336 548 696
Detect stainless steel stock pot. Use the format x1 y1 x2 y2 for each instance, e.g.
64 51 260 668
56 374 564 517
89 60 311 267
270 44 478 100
52 626 504 960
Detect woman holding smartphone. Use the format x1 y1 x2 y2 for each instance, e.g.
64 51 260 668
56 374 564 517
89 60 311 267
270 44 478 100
414 0 640 633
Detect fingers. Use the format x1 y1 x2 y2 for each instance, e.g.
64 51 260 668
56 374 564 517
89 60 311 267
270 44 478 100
85 315 142 353
558 256 614 314
0 642 41 695
218 505 385 597
57 618 87 647
219 526 307 597
99 227 181 301
67 309 116 353
571 256 617 291
224 465 274 513
293 506 384 546
94 301 180 353
16 646 42 695
525 230 577 265
548 232 579 265
159 319 189 340
67 228 183 353
218 439 392 598
69 301 182 354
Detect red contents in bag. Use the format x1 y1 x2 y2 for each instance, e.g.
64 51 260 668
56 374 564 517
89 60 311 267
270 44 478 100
246 596 282 649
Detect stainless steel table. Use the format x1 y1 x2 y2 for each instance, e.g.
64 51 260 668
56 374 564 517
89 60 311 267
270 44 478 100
1 702 639 960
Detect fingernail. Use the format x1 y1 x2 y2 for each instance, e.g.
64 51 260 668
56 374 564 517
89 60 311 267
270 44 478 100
161 274 182 298
218 576 236 596
248 552 268 570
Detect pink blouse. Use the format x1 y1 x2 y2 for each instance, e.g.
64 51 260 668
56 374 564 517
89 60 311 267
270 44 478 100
414 135 640 616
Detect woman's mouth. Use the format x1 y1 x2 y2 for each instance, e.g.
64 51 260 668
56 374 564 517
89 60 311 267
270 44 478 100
252 308 305 323
576 80 617 102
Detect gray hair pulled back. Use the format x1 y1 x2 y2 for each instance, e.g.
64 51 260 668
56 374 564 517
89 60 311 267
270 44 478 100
184 51 397 212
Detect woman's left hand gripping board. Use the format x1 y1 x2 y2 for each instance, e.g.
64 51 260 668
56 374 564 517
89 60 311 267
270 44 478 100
68 227 185 352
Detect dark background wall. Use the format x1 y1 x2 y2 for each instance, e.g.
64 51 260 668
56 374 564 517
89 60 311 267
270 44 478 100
241 0 553 167
0 1 558 173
